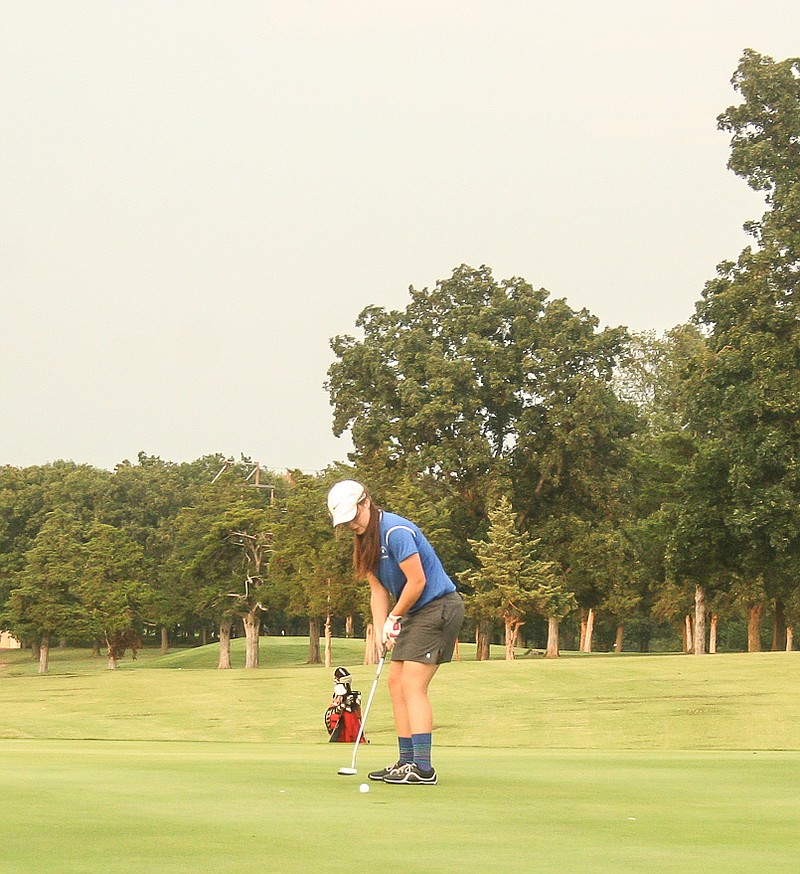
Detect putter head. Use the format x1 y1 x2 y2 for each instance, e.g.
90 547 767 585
337 767 357 776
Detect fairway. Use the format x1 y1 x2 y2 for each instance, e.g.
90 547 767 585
2 640 799 873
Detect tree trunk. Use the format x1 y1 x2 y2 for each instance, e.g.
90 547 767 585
307 617 321 665
581 608 595 653
504 619 522 661
38 634 50 674
475 620 491 661
104 631 120 670
772 600 787 651
709 613 718 654
579 612 587 651
363 623 380 665
747 603 762 652
614 624 624 653
218 618 232 669
324 612 332 669
31 640 40 661
544 616 560 658
694 585 707 655
92 638 102 657
345 615 354 638
160 626 170 655
683 614 693 653
242 607 261 668
786 627 794 652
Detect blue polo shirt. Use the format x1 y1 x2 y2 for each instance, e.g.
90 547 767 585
376 511 456 613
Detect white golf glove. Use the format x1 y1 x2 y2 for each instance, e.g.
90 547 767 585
382 614 402 648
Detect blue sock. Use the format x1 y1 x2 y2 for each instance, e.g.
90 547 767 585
398 736 414 765
412 732 432 771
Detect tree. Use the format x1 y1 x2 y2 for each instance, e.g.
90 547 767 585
78 522 148 669
3 510 86 673
165 500 241 667
460 497 569 660
720 50 800 271
583 524 641 653
678 50 800 643
226 517 273 669
101 453 200 652
783 587 800 651
164 461 283 668
270 470 357 664
537 580 578 659
175 495 273 669
327 265 636 540
613 326 708 436
0 463 110 630
614 326 710 652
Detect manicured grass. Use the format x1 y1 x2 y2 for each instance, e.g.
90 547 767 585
2 639 799 872
2 742 797 873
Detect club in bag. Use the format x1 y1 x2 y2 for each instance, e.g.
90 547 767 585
338 653 385 775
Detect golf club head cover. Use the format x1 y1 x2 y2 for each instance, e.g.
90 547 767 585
382 614 402 648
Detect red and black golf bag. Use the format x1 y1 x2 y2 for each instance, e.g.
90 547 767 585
325 666 367 744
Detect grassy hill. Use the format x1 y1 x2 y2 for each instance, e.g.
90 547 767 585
2 638 799 751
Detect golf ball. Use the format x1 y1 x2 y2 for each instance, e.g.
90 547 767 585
359 783 370 793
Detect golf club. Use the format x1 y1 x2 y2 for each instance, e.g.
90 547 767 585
338 653 386 775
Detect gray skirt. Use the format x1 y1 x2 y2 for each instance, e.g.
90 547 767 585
392 592 465 665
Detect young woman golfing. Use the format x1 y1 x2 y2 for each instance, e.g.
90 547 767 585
327 479 464 785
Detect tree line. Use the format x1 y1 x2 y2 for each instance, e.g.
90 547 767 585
2 49 798 670
0 456 368 672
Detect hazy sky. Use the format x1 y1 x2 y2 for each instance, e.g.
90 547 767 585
2 1 798 474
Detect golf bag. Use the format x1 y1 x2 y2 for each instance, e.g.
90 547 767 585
325 666 367 744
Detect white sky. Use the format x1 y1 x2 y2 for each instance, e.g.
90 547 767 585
2 1 798 473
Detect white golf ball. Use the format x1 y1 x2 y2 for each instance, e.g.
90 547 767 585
359 783 370 793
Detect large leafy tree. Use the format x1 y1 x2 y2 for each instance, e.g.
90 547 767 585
162 460 285 667
169 489 274 669
3 510 86 673
721 50 800 272
101 453 200 651
328 265 635 525
78 522 148 669
677 50 800 650
0 463 110 616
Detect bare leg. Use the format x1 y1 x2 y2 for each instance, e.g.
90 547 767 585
387 659 439 736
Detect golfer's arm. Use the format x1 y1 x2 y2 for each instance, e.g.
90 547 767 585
368 574 391 628
391 553 426 618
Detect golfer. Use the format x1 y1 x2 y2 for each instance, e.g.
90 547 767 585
328 479 464 785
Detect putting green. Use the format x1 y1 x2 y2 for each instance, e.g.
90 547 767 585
2 740 797 873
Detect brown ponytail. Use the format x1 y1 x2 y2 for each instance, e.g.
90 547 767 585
353 500 382 578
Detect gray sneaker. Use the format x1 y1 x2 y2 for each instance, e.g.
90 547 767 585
367 761 406 782
383 763 438 785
